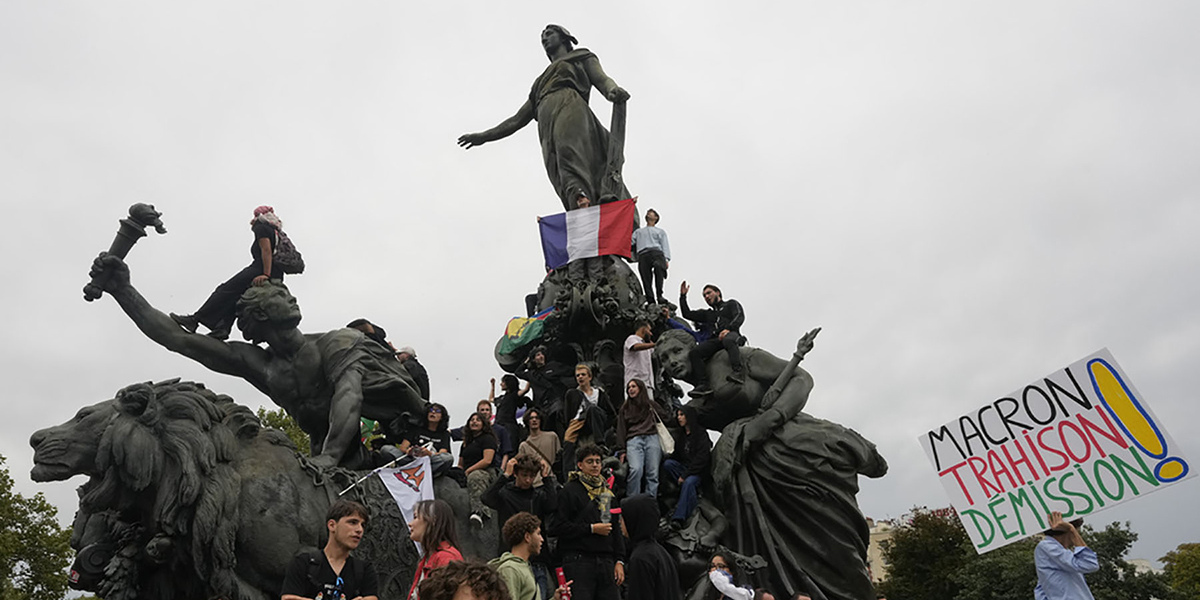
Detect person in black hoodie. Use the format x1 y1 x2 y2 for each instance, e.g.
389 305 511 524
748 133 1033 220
663 404 711 528
551 444 625 600
620 493 682 600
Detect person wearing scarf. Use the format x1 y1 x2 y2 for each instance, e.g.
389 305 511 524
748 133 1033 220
170 205 286 340
550 444 625 600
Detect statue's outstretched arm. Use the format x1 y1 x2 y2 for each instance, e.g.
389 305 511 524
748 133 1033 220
583 56 629 102
90 253 268 389
318 368 365 467
457 99 535 148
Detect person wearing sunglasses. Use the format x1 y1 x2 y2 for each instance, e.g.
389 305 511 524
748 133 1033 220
396 403 453 475
281 499 378 600
707 552 752 600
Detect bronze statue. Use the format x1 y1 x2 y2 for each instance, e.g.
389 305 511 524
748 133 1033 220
655 330 888 600
87 253 423 469
29 379 496 600
458 25 632 210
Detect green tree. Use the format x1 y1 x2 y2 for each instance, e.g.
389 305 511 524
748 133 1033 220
0 454 73 600
1162 543 1200 600
256 406 311 455
877 507 973 600
1082 521 1173 600
952 536 1038 600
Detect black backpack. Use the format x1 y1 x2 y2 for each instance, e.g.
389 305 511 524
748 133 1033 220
274 230 305 274
305 549 368 599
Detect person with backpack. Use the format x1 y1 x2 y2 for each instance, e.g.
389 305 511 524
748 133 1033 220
170 205 304 340
280 499 378 600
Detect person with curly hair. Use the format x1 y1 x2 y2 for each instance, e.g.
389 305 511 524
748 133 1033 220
416 560 508 600
406 499 463 600
460 411 500 527
490 512 571 600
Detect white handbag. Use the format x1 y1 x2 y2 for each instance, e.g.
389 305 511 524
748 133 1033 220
652 409 675 455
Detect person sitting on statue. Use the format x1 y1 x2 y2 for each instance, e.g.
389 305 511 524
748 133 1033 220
395 345 430 400
389 403 453 476
459 411 500 529
631 208 671 305
563 363 617 447
678 281 746 396
452 398 514 469
664 404 710 528
88 254 425 470
346 318 393 351
171 205 288 341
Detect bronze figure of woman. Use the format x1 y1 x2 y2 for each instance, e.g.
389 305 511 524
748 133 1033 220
458 25 631 210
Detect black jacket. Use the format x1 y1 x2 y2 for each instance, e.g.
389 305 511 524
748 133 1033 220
551 478 625 559
670 405 712 479
679 295 745 334
621 494 682 600
481 473 561 531
404 357 430 400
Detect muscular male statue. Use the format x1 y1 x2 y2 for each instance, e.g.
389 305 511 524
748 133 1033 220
88 253 425 469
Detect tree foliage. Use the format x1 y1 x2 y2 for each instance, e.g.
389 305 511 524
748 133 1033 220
0 454 72 600
1162 543 1200 600
877 507 1173 600
255 406 310 455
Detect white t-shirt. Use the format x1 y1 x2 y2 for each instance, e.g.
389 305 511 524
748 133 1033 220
623 333 653 389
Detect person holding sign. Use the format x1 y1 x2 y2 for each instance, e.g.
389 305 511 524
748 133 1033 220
1034 512 1098 600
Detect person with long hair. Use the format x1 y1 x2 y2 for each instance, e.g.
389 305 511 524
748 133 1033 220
406 499 463 600
398 403 453 475
171 206 290 340
517 407 562 472
563 363 616 446
616 378 669 497
708 552 752 600
460 411 500 528
664 404 711 527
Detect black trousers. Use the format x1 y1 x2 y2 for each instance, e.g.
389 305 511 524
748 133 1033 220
637 249 668 302
194 263 283 331
562 554 619 600
690 333 744 385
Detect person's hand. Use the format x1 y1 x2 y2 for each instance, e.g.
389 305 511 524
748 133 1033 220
719 329 730 341
680 281 689 295
1048 511 1075 533
564 419 585 443
678 477 684 485
457 133 486 149
89 252 132 293
504 457 515 477
490 377 496 388
614 561 625 585
553 580 573 600
540 457 552 477
252 275 270 286
591 522 613 536
795 327 821 361
607 86 630 103
632 196 638 204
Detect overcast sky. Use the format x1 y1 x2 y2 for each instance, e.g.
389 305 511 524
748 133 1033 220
2 1 1198 566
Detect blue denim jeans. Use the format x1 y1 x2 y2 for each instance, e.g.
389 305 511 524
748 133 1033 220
626 434 662 497
663 458 701 522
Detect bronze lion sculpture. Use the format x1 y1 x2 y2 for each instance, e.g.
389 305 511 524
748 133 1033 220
30 379 492 600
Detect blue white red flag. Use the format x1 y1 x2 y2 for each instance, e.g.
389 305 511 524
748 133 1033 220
538 199 636 270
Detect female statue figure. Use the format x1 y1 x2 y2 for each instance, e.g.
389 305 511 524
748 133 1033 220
458 25 632 210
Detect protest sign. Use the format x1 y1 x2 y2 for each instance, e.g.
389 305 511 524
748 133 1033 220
919 348 1192 553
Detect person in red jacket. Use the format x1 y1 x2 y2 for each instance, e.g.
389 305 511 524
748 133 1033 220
406 499 463 600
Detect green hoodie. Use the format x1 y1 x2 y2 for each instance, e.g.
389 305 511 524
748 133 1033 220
488 552 540 600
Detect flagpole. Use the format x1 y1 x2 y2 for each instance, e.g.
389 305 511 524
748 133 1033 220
337 455 407 497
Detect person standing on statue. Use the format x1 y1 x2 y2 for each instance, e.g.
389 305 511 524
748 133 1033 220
458 24 631 210
631 208 671 305
171 206 288 340
679 282 746 396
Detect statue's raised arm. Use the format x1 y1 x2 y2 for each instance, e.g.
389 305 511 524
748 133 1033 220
457 24 632 211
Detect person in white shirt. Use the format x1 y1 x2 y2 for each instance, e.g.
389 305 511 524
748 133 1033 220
623 320 656 399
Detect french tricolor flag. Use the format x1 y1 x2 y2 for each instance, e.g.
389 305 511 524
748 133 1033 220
538 199 636 270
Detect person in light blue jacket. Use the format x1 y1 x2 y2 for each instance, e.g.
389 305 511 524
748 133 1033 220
632 207 671 304
1034 512 1099 600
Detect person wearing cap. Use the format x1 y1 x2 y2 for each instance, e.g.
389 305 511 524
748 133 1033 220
1034 511 1099 600
170 205 287 340
395 345 430 400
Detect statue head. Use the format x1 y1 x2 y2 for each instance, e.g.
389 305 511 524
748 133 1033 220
235 282 302 343
542 24 577 57
655 329 697 380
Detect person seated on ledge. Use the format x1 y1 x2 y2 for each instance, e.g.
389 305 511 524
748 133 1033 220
386 402 453 475
664 405 710 528
171 205 289 340
87 254 424 470
395 345 430 400
460 411 500 528
678 281 746 397
347 318 394 351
